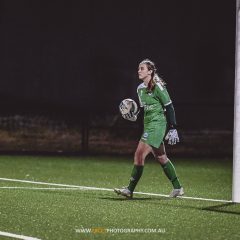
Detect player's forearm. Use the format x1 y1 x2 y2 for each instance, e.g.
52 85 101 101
165 103 177 128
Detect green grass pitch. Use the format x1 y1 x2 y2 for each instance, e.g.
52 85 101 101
0 155 239 240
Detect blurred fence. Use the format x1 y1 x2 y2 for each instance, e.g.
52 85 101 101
0 114 233 158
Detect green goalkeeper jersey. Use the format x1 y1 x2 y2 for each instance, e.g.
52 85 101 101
137 82 172 125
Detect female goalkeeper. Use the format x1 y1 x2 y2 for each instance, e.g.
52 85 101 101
114 59 184 198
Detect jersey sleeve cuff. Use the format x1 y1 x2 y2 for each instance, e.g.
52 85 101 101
164 101 172 106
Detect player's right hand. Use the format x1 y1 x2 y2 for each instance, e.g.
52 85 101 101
122 111 137 122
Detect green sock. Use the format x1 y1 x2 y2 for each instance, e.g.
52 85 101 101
161 160 181 189
128 165 144 192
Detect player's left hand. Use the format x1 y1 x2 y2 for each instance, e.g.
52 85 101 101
165 129 179 145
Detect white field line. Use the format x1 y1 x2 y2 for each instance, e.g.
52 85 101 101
0 177 232 203
0 230 41 240
0 177 111 191
0 187 84 190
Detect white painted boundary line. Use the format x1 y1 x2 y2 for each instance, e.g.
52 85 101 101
0 187 82 190
0 177 232 203
0 177 111 191
135 191 232 203
0 230 41 240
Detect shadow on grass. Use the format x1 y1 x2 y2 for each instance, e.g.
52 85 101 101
98 194 174 201
202 202 240 216
99 195 240 215
99 197 153 201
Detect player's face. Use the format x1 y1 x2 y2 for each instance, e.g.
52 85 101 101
138 63 152 80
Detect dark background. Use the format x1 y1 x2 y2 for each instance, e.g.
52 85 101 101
0 0 236 135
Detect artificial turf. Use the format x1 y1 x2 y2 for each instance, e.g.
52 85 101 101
0 155 239 240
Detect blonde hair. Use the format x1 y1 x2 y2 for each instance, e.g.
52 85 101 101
153 73 166 86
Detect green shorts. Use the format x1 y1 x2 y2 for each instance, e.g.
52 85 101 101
141 122 167 148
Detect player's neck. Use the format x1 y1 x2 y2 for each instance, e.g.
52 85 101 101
143 76 151 86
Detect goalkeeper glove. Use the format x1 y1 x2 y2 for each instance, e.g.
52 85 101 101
122 111 138 122
165 128 179 145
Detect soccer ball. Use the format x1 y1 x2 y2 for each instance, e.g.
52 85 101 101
119 98 138 115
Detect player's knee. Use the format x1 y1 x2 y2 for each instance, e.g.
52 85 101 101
157 154 168 165
134 149 145 165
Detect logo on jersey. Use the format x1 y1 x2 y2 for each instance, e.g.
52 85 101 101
142 132 148 140
144 105 154 111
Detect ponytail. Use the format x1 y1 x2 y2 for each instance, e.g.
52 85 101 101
147 78 155 92
147 74 166 93
153 73 166 86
